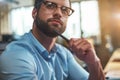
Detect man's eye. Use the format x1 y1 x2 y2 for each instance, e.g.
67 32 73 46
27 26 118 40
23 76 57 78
46 2 56 9
61 7 69 13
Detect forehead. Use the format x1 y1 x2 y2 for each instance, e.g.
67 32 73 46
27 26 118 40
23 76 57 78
46 0 70 7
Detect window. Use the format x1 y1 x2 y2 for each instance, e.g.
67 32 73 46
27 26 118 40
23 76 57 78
10 7 33 36
63 2 81 39
81 1 100 38
63 0 100 44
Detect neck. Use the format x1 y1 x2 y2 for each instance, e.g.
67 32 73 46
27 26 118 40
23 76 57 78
32 24 57 52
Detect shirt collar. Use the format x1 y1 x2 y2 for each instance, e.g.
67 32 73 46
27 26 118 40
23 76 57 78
27 31 57 60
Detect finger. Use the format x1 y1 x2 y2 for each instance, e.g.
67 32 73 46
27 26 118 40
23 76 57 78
73 42 92 55
69 38 83 47
69 38 75 46
80 44 91 52
72 39 89 49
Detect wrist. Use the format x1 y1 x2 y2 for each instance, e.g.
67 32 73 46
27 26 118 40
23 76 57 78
86 57 100 66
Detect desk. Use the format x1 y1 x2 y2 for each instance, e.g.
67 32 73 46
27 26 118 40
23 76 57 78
104 48 120 79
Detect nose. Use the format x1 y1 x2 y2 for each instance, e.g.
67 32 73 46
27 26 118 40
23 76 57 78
53 7 62 18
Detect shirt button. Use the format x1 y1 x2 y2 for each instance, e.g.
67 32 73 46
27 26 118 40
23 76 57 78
48 55 51 58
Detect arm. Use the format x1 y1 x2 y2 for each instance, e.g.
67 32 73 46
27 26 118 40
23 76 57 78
69 38 105 80
87 59 105 80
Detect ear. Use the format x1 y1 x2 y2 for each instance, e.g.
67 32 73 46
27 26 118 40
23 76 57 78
32 8 37 19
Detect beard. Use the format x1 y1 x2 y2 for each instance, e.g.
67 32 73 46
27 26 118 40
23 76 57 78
34 15 66 37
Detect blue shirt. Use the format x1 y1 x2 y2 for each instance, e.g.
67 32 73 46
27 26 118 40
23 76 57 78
0 31 89 80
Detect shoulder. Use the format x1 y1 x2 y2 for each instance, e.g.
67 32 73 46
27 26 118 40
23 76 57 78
0 37 36 69
0 40 36 75
3 32 35 55
0 41 35 66
0 41 36 80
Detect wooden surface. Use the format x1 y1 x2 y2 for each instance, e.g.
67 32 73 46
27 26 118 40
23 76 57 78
104 48 120 79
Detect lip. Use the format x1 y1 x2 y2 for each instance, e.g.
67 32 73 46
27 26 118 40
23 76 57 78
50 19 63 25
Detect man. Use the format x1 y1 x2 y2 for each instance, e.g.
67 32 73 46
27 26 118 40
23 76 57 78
0 0 105 80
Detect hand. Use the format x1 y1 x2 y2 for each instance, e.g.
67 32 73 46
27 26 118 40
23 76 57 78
69 38 99 64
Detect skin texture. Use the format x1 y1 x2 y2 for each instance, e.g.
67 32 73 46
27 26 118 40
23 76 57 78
32 0 105 80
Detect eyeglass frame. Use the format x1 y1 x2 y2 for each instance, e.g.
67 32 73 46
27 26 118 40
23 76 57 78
40 0 74 16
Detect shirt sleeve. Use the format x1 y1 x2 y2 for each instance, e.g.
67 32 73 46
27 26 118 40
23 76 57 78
66 50 89 80
0 47 37 80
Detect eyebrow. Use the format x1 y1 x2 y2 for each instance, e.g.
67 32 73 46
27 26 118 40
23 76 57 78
47 0 71 8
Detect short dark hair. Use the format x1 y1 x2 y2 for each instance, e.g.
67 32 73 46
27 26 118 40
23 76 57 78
34 0 71 9
34 0 44 9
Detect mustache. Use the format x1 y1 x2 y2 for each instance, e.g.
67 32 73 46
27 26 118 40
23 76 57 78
47 18 63 25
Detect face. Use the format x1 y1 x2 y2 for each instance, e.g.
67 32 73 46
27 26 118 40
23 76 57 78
33 0 71 37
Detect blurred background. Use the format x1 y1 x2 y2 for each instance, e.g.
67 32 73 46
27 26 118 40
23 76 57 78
0 0 120 70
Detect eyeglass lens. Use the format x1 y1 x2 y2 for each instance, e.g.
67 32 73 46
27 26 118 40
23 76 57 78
43 1 74 16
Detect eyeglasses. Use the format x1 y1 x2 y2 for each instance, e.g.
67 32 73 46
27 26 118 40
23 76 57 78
42 1 74 16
